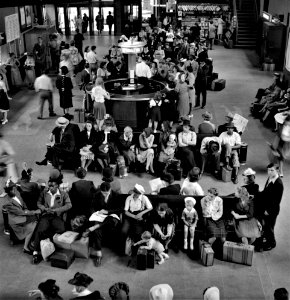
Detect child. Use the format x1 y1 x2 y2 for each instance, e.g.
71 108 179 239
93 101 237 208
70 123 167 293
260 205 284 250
148 92 162 133
134 231 169 265
158 134 177 163
182 197 198 250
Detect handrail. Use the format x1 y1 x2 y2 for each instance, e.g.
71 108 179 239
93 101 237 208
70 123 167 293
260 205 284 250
254 0 259 21
232 0 238 45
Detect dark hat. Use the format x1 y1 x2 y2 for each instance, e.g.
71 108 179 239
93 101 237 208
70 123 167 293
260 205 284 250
68 272 93 287
60 66 69 74
102 167 113 182
63 113 74 121
202 111 212 120
183 119 191 126
226 122 235 128
38 279 60 296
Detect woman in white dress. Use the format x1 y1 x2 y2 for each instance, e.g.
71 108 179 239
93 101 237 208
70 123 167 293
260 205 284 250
217 16 225 40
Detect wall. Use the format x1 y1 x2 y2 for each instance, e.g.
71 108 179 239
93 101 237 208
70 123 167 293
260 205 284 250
268 0 290 23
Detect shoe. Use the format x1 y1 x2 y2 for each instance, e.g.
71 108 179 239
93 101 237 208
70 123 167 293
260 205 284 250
233 177 238 184
37 116 43 120
189 239 194 250
3 229 10 235
163 253 169 260
158 259 164 265
32 254 41 265
49 112 57 117
184 240 188 250
36 159 47 166
280 174 283 178
201 106 205 109
263 243 276 251
2 119 8 125
0 192 7 198
94 256 102 267
23 248 33 255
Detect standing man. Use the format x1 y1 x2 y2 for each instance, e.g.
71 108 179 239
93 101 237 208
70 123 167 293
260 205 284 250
136 56 151 85
34 69 56 119
106 11 114 36
86 46 98 72
95 12 104 35
74 29 84 58
82 13 89 33
33 37 46 77
260 163 284 251
208 21 216 50
194 60 209 109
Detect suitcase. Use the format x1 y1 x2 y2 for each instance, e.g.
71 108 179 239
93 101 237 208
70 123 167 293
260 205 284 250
223 241 254 266
137 248 147 270
239 143 248 165
71 237 89 259
147 249 155 269
74 108 85 123
50 249 75 269
262 63 275 72
201 244 214 266
212 72 218 80
211 79 226 91
199 240 211 255
222 167 232 182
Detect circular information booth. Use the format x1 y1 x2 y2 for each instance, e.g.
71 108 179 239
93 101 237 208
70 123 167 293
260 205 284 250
104 39 166 130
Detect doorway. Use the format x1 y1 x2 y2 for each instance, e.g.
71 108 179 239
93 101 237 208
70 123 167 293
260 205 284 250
93 7 114 33
67 7 78 32
57 7 65 32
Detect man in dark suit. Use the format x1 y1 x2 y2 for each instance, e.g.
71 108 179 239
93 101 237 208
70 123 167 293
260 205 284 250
69 167 97 218
79 63 91 91
260 163 284 251
194 60 209 109
83 182 123 267
159 173 181 195
31 178 72 264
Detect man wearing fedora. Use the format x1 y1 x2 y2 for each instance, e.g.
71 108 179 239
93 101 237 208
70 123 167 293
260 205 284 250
198 111 216 134
194 60 209 109
217 112 238 135
36 117 76 170
219 122 241 184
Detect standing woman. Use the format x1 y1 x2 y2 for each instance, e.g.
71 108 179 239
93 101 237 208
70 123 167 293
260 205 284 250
175 73 190 119
217 16 225 41
186 65 195 116
6 53 23 88
55 66 74 114
0 74 11 125
24 53 36 90
97 61 111 80
91 77 110 131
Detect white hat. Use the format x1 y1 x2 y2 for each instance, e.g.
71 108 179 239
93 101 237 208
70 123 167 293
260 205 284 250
133 183 145 194
180 58 187 63
203 286 220 300
184 197 196 206
242 168 256 176
149 284 174 300
55 117 69 127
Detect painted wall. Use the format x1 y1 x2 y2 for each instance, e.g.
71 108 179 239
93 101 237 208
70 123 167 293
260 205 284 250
268 0 290 23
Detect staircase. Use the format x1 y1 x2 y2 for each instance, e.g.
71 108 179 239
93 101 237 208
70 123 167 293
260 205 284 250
236 0 257 48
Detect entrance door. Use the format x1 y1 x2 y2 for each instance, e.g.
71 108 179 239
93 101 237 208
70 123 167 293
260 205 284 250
57 7 65 32
93 7 114 33
67 7 78 32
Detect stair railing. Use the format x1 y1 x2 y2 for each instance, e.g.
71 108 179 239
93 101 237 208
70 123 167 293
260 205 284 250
232 0 238 45
253 0 259 21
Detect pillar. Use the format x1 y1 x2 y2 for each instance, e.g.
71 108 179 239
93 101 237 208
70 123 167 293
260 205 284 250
114 0 122 36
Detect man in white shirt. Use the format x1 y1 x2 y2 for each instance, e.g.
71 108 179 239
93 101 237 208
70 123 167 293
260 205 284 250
34 69 56 119
86 46 98 71
135 56 151 80
219 122 241 183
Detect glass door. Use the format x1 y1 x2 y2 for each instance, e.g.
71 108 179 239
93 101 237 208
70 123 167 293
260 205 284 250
68 7 78 32
57 7 65 32
93 7 101 32
103 7 114 33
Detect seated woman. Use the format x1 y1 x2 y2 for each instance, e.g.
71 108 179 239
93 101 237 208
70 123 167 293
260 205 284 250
137 128 155 174
151 203 175 252
118 126 136 172
121 184 153 246
3 179 40 253
201 187 226 245
181 167 204 196
231 187 262 245
79 120 98 171
177 119 196 177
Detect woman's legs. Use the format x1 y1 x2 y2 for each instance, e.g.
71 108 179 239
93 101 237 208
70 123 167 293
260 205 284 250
2 111 8 124
81 159 86 169
146 149 154 172
84 159 93 170
157 253 164 264
153 121 158 133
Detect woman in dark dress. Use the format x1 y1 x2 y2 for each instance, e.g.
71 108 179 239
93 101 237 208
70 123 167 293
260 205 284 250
56 66 73 114
161 80 178 127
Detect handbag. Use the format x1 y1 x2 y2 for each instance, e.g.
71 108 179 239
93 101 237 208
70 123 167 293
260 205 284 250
40 238 55 261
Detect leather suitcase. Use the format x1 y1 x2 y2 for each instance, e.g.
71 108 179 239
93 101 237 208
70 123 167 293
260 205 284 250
223 241 254 266
222 167 232 182
211 79 226 91
137 248 147 270
201 244 214 266
199 240 211 256
147 249 155 269
71 237 89 259
50 249 75 269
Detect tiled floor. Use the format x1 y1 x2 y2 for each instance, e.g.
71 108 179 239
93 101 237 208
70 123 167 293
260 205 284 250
0 36 289 299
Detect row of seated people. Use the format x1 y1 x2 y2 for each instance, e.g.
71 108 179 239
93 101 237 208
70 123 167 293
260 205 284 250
251 73 290 130
35 111 244 183
4 162 280 266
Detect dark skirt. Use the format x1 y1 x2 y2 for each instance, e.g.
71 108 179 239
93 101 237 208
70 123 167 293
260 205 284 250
59 92 73 109
205 218 226 238
0 90 9 111
93 102 106 120
233 218 261 239
150 106 162 122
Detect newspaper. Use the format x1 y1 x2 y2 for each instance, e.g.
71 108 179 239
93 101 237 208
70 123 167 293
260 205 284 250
89 211 120 222
233 114 248 133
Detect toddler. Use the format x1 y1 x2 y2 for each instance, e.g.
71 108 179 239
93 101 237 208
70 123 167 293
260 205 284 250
134 231 169 265
182 197 198 250
159 134 177 163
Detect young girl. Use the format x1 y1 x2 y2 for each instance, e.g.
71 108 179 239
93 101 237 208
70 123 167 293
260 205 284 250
134 231 169 265
24 53 36 89
182 197 198 250
158 133 177 163
148 91 162 133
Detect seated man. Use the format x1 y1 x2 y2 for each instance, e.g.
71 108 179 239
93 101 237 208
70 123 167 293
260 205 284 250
219 122 241 184
84 182 123 267
198 111 216 134
36 117 76 170
31 177 72 264
217 112 238 135
118 126 136 172
200 136 221 177
255 72 281 102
